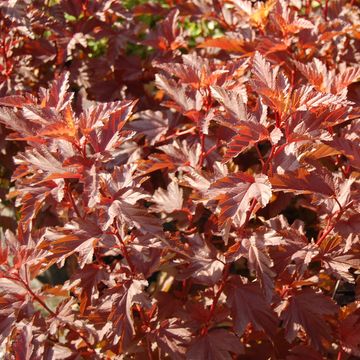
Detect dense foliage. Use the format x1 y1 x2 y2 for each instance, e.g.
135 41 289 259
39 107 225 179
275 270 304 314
0 0 360 358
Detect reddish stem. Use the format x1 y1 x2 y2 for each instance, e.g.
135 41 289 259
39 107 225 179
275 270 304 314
145 337 152 360
324 0 329 20
113 219 136 272
155 126 197 146
243 198 258 229
20 277 57 316
204 141 220 158
316 201 352 245
316 217 334 246
199 87 214 168
275 112 281 128
263 145 277 174
306 0 311 16
1 35 12 77
209 268 229 317
67 185 83 218
337 349 343 360
199 130 206 168
202 264 230 334
255 143 265 167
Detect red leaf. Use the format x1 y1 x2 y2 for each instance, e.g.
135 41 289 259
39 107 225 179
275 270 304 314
226 278 278 336
66 264 109 314
240 234 276 301
322 253 360 283
223 122 269 162
15 147 81 182
294 58 329 92
270 168 335 196
187 329 244 360
276 288 338 350
159 140 201 168
39 218 113 268
155 74 201 114
286 345 323 360
104 199 162 235
127 110 169 145
210 86 247 125
198 37 253 54
325 137 360 170
152 180 184 214
80 100 136 133
106 279 149 351
339 302 360 357
12 325 34 360
156 62 200 88
333 66 360 94
150 318 191 359
208 172 272 226
44 72 72 111
143 9 186 51
179 234 225 286
0 94 34 108
251 52 290 113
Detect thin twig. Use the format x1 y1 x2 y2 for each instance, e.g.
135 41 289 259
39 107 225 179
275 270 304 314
202 263 230 334
113 219 136 272
255 143 265 167
67 185 83 218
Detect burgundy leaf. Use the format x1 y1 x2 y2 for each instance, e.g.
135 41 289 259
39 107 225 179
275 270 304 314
152 180 184 214
270 168 335 196
187 329 243 360
106 279 149 350
339 302 360 357
240 234 276 301
208 172 272 226
226 278 278 336
276 288 338 350
150 318 191 359
179 234 225 286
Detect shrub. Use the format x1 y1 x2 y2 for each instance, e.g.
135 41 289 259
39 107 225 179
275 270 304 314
0 0 360 358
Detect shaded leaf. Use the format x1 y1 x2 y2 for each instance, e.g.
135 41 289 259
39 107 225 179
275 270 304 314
276 288 338 350
226 278 278 336
151 318 191 360
187 329 243 360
